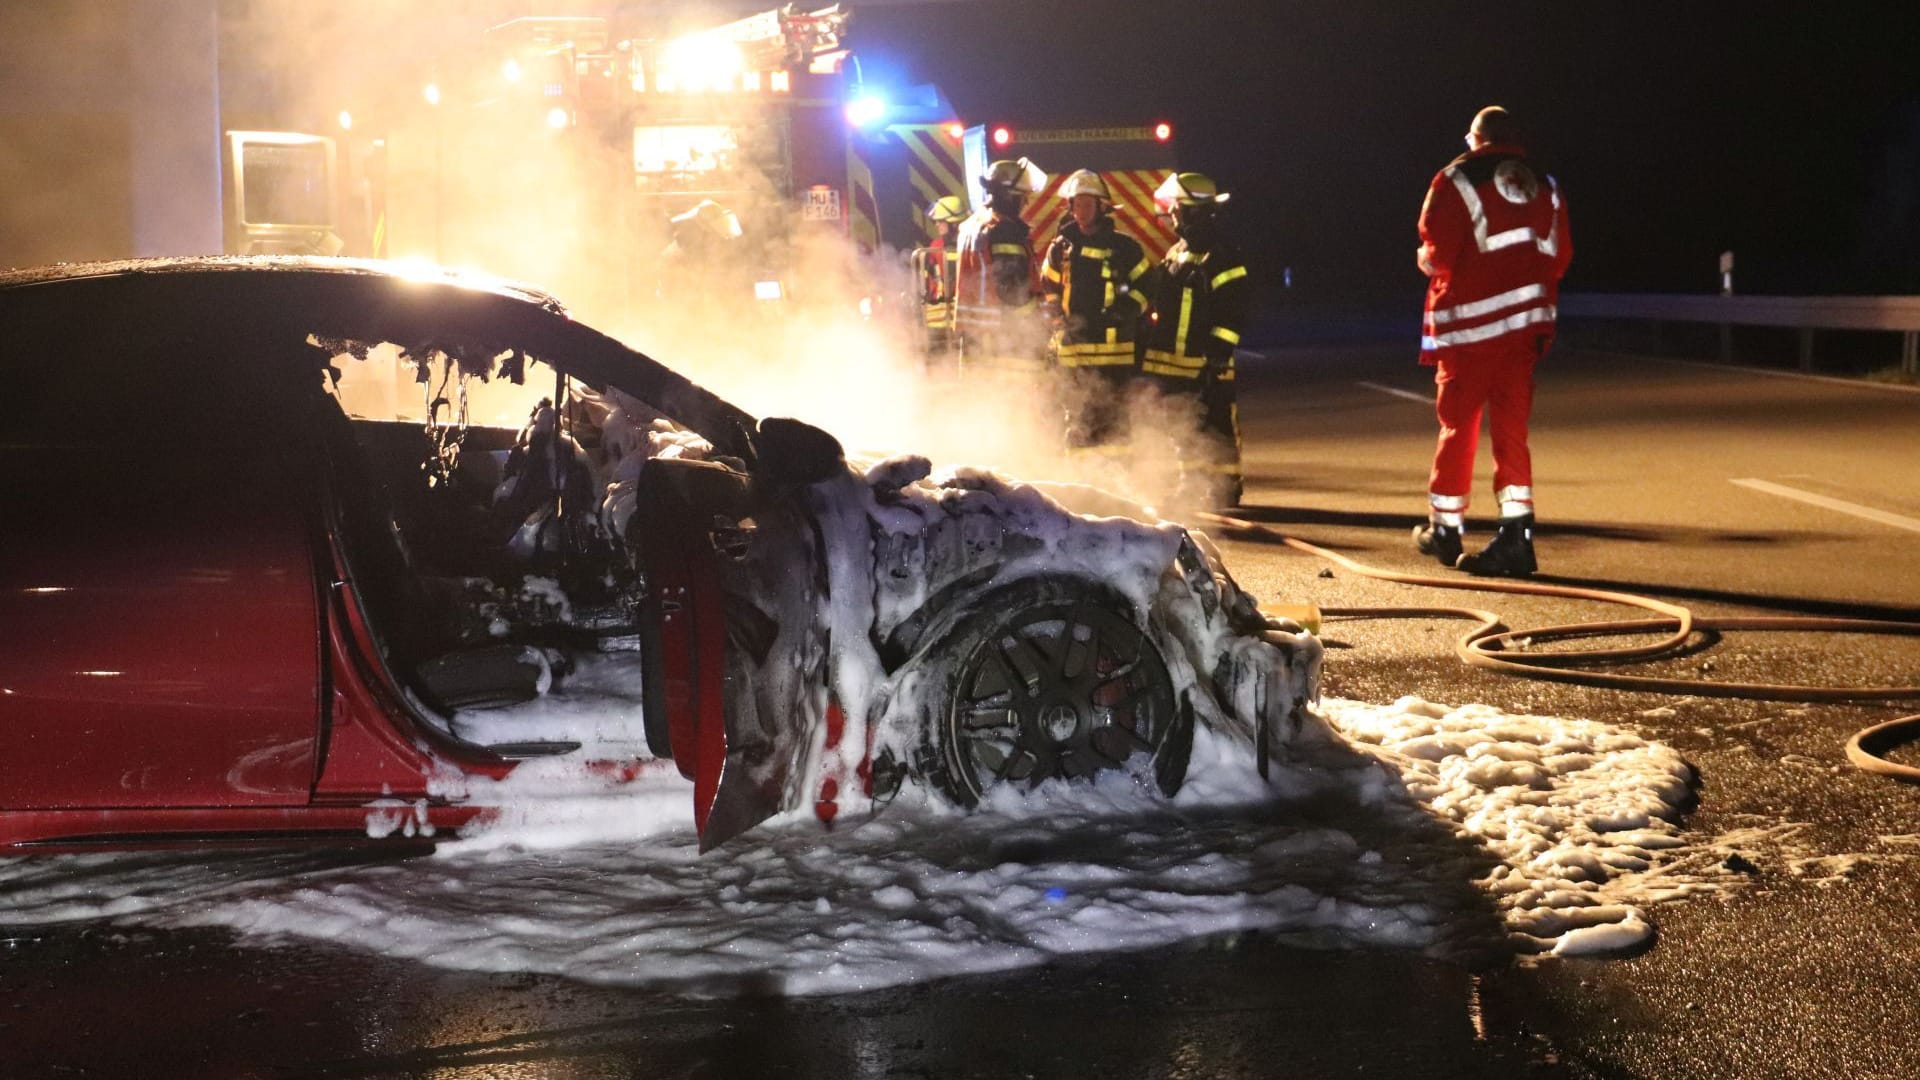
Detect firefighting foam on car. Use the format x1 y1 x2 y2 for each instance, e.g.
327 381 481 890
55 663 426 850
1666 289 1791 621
0 258 1321 853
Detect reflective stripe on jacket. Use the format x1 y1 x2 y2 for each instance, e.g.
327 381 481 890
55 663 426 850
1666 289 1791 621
1418 144 1573 361
1140 238 1249 379
1043 217 1151 367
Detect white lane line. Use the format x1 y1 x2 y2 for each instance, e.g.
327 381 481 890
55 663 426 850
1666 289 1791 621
1239 349 1267 362
1357 380 1432 404
1730 478 1920 535
1647 356 1920 396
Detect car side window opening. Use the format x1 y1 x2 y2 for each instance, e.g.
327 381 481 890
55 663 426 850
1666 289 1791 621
312 334 713 757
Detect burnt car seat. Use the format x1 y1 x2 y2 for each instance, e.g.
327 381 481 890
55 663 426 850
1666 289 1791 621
313 392 552 719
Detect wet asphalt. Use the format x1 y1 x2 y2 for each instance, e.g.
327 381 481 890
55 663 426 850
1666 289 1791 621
6 329 1920 1079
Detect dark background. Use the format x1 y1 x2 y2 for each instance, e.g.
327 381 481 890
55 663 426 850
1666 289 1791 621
855 1 1920 303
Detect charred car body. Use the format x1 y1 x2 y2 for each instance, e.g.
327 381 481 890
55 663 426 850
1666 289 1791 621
0 259 1320 851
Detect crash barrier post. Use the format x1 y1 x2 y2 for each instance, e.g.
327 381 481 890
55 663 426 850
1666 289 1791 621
1559 293 1920 376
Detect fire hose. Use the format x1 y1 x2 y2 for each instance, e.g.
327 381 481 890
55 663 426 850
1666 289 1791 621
1199 512 1920 783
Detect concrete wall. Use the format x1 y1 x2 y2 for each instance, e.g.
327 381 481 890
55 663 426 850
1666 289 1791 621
0 0 221 268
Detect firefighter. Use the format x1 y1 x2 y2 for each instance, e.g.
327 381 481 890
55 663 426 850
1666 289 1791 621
910 195 967 364
1140 171 1249 508
656 198 747 309
1411 106 1573 577
954 158 1046 377
1041 169 1153 448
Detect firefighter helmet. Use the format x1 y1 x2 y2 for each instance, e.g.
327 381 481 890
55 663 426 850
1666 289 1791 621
670 199 743 240
1153 172 1231 213
926 195 968 223
981 157 1046 196
1060 169 1111 203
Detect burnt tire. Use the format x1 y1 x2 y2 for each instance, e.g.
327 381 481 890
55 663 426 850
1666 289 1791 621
922 580 1187 807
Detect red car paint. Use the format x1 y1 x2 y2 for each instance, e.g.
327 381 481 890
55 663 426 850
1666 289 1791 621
0 464 321 815
0 260 774 852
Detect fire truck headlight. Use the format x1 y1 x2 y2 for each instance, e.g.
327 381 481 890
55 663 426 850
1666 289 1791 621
755 280 784 302
546 106 572 130
845 94 887 128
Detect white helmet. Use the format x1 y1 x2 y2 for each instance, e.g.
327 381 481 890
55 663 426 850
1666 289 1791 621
1060 169 1111 202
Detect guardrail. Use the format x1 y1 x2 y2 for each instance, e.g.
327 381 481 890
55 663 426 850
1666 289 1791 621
1558 293 1920 374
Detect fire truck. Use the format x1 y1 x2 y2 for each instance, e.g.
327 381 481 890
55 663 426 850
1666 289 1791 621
360 5 888 323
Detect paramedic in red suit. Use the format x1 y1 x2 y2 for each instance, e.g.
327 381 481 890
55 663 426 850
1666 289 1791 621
1411 106 1573 577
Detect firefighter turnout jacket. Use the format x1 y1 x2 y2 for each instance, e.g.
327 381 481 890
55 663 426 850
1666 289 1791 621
1140 238 1250 380
955 209 1042 372
1042 217 1152 367
1418 142 1573 363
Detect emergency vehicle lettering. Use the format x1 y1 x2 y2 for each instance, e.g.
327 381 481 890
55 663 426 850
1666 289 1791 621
1013 127 1158 143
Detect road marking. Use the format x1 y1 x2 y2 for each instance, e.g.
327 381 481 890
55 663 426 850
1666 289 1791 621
1730 478 1920 535
1649 356 1920 396
1357 380 1432 404
1239 349 1266 362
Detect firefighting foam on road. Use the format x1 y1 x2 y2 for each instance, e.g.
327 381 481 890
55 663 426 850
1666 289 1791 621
0 694 1725 993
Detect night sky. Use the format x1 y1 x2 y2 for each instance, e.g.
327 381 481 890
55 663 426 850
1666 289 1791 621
855 1 1920 302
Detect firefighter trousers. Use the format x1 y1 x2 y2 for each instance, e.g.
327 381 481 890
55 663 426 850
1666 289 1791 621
1060 364 1134 449
1141 364 1241 501
1428 334 1547 516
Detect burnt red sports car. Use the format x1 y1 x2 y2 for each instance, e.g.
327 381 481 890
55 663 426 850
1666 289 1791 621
0 258 1320 852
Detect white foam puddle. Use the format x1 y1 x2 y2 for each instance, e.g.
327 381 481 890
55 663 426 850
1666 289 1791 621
0 697 1744 994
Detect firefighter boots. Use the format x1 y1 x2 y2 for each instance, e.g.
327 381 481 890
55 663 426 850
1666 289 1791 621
1457 514 1537 577
1413 520 1464 568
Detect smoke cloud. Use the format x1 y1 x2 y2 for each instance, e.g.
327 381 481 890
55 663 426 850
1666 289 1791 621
4 0 1218 515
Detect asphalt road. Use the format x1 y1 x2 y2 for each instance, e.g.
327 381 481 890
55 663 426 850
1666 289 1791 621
6 341 1920 1079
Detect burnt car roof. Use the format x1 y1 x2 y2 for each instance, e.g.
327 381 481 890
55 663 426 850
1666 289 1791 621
0 257 761 462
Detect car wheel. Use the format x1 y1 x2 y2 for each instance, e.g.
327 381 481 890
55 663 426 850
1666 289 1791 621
926 580 1188 806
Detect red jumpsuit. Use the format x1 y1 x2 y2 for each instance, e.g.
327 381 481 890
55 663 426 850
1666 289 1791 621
1417 142 1572 525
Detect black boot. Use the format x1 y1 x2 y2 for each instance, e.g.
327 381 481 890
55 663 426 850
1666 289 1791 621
1412 520 1464 567
1457 514 1536 577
